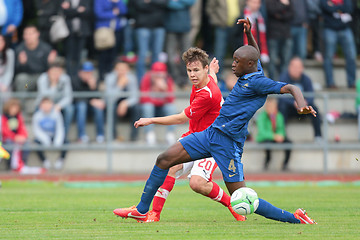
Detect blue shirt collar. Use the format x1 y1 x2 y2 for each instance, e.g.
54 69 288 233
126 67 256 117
240 70 262 80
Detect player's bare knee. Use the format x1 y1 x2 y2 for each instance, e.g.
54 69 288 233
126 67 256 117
189 177 205 194
156 152 172 169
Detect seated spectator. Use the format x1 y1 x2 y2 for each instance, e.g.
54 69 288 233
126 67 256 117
278 57 322 141
256 97 292 171
140 62 176 145
1 98 29 171
72 61 105 143
35 62 74 143
32 97 66 170
320 0 356 88
14 25 57 92
0 34 14 93
105 60 140 142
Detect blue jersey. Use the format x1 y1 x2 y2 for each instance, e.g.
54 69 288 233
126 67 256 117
212 61 287 142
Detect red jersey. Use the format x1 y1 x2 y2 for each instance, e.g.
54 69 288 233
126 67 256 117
182 75 223 137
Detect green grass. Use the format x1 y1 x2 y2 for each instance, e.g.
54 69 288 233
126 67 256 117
0 180 359 240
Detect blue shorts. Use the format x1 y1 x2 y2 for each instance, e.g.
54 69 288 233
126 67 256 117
179 126 244 182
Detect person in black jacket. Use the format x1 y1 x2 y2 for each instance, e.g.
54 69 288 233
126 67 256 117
35 0 60 44
61 0 94 79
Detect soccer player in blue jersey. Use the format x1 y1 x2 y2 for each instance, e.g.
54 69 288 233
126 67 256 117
114 18 317 224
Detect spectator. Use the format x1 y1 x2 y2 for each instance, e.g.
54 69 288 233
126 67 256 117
94 0 127 81
140 62 177 145
132 0 168 82
206 0 245 81
189 0 202 45
352 0 360 56
1 98 29 170
72 61 105 143
34 0 60 44
256 97 292 171
121 0 137 64
61 0 93 79
242 0 269 63
32 97 66 170
306 0 323 61
356 78 360 140
265 0 294 81
290 0 308 60
35 62 74 142
105 60 140 142
0 34 14 93
14 25 57 92
278 57 322 141
165 0 195 88
320 0 356 88
0 0 23 45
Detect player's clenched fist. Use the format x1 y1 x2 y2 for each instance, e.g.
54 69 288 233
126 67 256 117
134 118 153 128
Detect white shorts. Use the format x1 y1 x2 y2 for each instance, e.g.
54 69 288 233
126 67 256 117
175 157 218 182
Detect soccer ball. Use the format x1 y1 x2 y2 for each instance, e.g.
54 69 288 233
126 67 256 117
230 187 259 215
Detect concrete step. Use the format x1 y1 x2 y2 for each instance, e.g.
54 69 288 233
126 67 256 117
12 146 358 174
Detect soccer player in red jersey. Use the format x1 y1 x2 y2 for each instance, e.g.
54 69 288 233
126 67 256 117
118 47 245 222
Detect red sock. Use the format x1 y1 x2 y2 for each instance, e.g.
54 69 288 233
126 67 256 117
152 175 176 216
206 181 231 207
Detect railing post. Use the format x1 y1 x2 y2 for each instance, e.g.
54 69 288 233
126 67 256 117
106 94 114 174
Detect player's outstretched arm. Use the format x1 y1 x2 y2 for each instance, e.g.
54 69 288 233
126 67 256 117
237 18 260 55
280 84 317 117
134 111 189 128
209 57 219 84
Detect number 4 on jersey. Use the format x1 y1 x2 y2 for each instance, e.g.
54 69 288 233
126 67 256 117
228 159 236 172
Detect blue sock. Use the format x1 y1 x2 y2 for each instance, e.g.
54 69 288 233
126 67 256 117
136 165 169 214
255 198 300 223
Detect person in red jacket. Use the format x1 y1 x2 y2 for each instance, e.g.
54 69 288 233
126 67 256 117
140 62 177 145
1 98 29 170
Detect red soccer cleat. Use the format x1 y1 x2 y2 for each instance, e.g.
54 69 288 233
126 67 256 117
294 208 317 224
228 205 246 221
113 206 147 221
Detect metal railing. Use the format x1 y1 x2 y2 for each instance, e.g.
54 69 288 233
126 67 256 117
1 90 359 174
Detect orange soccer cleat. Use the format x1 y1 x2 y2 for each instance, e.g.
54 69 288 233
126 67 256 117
294 208 317 224
228 205 247 221
141 210 160 223
113 206 147 221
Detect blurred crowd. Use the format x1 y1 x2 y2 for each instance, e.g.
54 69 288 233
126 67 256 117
0 0 360 172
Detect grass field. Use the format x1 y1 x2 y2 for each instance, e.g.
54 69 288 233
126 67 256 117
0 180 359 240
